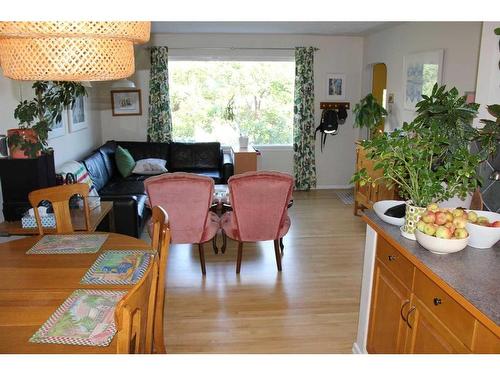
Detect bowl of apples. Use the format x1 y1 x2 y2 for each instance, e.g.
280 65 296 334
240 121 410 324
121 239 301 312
464 210 500 249
414 205 469 255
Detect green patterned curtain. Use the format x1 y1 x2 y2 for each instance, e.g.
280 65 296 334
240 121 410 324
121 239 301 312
293 47 317 190
148 46 172 142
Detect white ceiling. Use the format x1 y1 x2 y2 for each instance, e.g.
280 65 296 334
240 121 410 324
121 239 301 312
151 22 399 36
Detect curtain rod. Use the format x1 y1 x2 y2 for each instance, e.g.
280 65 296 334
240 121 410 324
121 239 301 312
145 47 319 51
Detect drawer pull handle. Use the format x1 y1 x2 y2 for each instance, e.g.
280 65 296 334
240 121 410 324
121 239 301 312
388 255 397 261
406 306 416 329
400 300 410 322
433 297 442 306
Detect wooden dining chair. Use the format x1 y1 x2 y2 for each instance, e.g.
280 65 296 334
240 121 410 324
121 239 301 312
115 254 159 354
28 183 91 235
149 206 171 354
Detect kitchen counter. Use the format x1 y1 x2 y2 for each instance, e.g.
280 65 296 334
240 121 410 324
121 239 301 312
353 210 499 354
363 210 500 325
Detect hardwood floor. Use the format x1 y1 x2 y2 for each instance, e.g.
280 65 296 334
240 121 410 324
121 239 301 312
162 189 366 353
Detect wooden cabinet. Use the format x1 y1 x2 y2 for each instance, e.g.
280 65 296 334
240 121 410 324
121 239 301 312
367 237 500 354
367 259 410 353
231 146 257 175
404 296 470 353
354 144 398 216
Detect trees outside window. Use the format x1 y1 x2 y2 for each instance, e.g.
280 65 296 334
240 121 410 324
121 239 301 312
169 61 295 145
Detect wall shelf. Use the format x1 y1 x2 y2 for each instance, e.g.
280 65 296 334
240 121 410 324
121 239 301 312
320 102 350 110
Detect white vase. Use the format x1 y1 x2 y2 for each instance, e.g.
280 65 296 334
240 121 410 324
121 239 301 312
238 136 249 149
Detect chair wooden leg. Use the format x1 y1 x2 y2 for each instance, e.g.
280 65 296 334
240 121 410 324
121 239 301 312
236 242 243 274
279 237 284 256
198 243 206 275
221 230 227 254
212 235 218 254
274 239 282 272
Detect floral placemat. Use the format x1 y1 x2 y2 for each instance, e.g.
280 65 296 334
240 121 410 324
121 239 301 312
29 289 126 347
26 234 109 255
80 250 154 285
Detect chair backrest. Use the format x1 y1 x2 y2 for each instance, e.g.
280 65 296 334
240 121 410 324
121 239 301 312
149 206 171 354
28 183 91 235
228 171 294 242
145 172 214 244
115 255 158 354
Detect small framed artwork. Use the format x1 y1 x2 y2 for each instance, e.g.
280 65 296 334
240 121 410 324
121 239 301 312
69 95 88 133
326 73 346 100
464 91 476 104
111 89 142 116
403 49 444 111
48 110 67 140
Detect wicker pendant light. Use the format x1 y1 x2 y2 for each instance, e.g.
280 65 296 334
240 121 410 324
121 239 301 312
0 21 150 81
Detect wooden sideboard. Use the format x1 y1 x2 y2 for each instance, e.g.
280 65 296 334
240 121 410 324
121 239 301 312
353 143 398 216
231 146 258 175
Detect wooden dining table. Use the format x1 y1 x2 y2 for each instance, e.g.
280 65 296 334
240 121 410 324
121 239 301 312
0 232 152 354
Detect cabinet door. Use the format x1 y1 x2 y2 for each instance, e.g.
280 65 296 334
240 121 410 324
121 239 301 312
404 296 470 354
367 260 410 353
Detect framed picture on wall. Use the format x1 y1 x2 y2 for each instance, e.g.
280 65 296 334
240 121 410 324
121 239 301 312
326 73 346 100
69 95 88 132
48 110 67 139
111 89 142 116
403 49 444 111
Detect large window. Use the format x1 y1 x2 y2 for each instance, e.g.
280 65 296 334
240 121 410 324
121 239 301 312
169 61 295 145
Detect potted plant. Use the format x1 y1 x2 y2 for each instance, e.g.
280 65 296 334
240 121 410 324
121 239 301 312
352 85 499 236
223 95 248 148
8 81 86 158
353 93 388 138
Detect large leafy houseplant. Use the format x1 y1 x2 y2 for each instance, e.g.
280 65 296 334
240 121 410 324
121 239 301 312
351 85 499 208
353 93 388 134
9 81 86 158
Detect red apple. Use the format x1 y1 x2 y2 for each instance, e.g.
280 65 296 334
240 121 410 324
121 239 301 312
426 203 439 212
435 226 452 239
454 228 469 239
416 220 426 233
477 216 490 226
435 211 448 225
452 217 467 229
467 211 478 223
452 208 465 218
444 222 456 233
424 223 437 236
492 221 500 228
422 211 436 224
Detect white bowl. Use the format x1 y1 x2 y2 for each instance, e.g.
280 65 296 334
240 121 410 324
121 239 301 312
415 229 469 255
373 200 406 226
465 210 500 249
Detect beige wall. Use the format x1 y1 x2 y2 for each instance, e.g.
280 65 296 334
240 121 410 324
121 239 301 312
98 33 365 188
363 22 482 131
0 75 102 220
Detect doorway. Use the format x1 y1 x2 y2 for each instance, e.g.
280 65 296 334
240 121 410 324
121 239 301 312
371 63 387 135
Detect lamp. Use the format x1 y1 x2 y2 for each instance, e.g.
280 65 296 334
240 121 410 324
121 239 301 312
111 79 136 89
0 21 150 81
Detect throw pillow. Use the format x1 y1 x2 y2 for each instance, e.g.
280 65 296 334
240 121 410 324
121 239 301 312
132 158 168 175
115 146 136 178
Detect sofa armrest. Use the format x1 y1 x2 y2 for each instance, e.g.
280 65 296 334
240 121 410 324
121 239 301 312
99 195 150 238
221 152 234 184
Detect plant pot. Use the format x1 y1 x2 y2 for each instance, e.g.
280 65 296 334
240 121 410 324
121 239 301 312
402 202 426 240
238 136 249 149
7 129 40 159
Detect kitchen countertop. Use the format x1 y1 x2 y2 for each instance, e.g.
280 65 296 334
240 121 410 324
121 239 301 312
363 210 500 326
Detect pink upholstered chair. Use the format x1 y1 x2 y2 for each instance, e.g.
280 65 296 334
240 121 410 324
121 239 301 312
144 172 219 275
220 171 294 273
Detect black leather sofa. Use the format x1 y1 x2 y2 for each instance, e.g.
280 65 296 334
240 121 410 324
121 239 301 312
82 140 234 238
